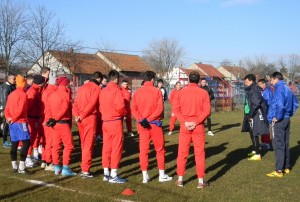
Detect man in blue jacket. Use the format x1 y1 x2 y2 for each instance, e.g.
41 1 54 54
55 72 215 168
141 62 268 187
266 72 298 177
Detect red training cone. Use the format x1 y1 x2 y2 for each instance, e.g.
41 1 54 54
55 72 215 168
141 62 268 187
121 188 135 196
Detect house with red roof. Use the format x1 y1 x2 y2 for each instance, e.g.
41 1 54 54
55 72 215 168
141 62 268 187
28 50 154 93
217 65 248 81
166 63 235 111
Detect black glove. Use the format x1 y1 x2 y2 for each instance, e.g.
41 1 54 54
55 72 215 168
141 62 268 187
140 118 150 128
46 118 57 127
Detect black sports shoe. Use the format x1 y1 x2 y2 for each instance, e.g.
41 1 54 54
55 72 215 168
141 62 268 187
12 168 18 173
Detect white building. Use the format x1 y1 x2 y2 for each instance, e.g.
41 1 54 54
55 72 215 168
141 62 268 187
164 66 189 88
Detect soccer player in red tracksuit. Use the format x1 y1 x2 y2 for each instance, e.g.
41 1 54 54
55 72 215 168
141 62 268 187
5 75 31 174
99 70 127 183
73 74 102 178
40 71 58 171
47 76 76 176
120 80 134 137
25 75 45 167
131 71 173 183
173 71 211 189
168 81 182 136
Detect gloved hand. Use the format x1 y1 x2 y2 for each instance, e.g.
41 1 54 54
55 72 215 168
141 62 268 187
140 118 150 129
46 118 57 127
48 70 57 85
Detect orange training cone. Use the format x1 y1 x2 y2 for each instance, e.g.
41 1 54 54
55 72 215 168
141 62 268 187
121 188 135 196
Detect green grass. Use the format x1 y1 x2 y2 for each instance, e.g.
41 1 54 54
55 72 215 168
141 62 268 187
1 104 300 202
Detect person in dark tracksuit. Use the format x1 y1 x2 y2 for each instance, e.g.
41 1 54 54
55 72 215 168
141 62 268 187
157 79 168 119
200 78 215 136
0 74 16 148
266 72 298 177
243 74 269 161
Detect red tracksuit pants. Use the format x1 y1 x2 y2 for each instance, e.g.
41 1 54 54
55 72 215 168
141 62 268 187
77 115 96 172
124 111 132 133
43 124 53 163
169 112 177 132
102 120 123 169
177 124 206 178
52 123 74 165
27 118 43 155
137 124 166 171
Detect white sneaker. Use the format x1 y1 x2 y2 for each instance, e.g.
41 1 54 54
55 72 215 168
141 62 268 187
41 162 46 169
45 163 55 171
142 174 150 183
159 174 173 182
207 131 214 136
38 145 43 154
128 132 135 137
25 157 35 168
168 131 172 136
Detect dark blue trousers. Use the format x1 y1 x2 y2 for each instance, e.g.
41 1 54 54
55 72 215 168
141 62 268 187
272 118 290 171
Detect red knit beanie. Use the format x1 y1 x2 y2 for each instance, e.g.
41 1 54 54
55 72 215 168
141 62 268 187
56 76 70 86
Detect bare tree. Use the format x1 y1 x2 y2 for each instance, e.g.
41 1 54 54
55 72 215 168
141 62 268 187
54 40 85 75
287 54 300 80
243 55 277 78
220 59 232 67
0 0 26 74
143 38 185 86
277 57 288 75
22 5 65 68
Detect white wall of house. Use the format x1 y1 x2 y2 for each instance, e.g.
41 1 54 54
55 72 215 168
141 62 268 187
27 52 71 75
164 67 189 88
217 66 237 81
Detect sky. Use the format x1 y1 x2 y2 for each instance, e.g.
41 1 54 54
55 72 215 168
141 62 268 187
28 0 300 66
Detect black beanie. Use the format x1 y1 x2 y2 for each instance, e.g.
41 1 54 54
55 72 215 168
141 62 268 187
33 75 45 85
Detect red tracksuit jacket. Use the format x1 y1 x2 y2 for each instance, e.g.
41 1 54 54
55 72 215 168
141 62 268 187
73 82 101 120
121 87 131 109
100 82 126 121
47 86 72 121
41 84 58 123
169 88 180 106
4 88 28 123
173 83 211 125
26 83 42 118
131 81 163 122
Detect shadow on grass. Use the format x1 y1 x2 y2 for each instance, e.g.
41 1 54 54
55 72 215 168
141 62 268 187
212 123 241 134
290 141 300 169
181 145 251 184
0 176 71 200
164 142 229 179
201 146 252 184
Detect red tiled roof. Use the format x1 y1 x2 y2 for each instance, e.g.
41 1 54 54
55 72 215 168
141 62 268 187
179 67 206 77
49 50 112 75
99 51 154 72
195 63 225 78
222 66 248 79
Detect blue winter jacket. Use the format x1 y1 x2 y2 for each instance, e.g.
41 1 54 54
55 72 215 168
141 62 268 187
262 86 273 107
267 80 298 123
